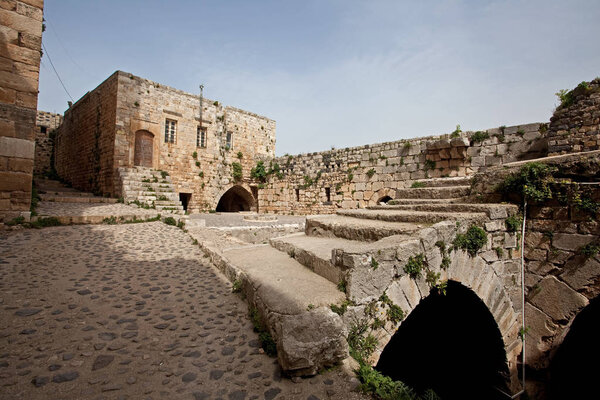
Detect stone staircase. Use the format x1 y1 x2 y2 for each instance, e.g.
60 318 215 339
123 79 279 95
190 177 523 378
118 167 185 215
36 178 118 203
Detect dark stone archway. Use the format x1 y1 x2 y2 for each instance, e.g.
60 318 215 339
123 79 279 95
216 185 255 212
376 280 510 400
547 295 600 400
377 195 393 204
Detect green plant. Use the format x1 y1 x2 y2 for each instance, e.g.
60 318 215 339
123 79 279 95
580 242 600 259
495 247 504 258
232 279 243 293
249 307 277 356
366 168 376 178
232 162 243 181
425 270 441 289
450 124 462 138
330 300 353 316
103 216 117 225
163 216 177 226
404 254 426 278
250 161 268 182
499 162 557 203
517 128 525 136
237 151 243 159
30 217 62 229
371 257 379 270
424 159 436 171
337 278 347 293
5 216 25 226
411 181 426 188
403 142 412 149
538 123 548 134
471 130 490 143
505 215 523 232
198 171 204 178
307 304 315 311
453 226 488 256
518 326 530 340
160 170 169 179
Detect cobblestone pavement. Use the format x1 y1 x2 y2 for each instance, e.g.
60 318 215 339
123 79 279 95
0 222 366 400
189 214 306 228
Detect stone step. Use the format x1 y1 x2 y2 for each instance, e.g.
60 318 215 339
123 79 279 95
395 185 470 199
39 195 118 204
155 204 184 211
154 200 182 206
388 198 465 205
306 214 423 241
120 179 173 185
368 203 518 220
409 176 472 187
39 191 95 197
337 208 488 224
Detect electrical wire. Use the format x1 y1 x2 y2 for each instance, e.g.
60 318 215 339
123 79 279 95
41 41 74 103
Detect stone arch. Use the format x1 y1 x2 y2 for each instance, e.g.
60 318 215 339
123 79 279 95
376 280 511 399
215 184 256 212
361 222 522 392
134 130 154 167
369 188 396 206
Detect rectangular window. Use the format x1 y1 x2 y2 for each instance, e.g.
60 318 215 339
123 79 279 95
295 189 300 202
164 119 176 143
226 131 233 149
197 126 206 148
325 187 331 202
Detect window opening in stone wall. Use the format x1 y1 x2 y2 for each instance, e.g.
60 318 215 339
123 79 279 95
197 126 207 148
179 193 191 211
40 126 47 134
296 189 300 202
325 187 331 202
226 132 233 149
164 119 176 143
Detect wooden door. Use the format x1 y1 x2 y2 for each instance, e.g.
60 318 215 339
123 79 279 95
134 131 153 167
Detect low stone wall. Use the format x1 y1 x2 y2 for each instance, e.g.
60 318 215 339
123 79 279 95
258 123 546 215
547 78 600 156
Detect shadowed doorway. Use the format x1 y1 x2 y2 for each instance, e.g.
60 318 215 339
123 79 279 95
216 185 254 212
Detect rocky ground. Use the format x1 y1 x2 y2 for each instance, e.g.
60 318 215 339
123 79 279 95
0 222 366 400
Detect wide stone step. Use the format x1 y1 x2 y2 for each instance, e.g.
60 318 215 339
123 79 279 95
409 176 472 187
337 209 488 224
306 214 423 241
388 198 464 205
395 185 470 199
369 203 518 220
39 195 118 204
40 191 95 197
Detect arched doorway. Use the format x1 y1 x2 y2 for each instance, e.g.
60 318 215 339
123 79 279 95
377 195 393 204
376 280 510 400
548 295 600 399
216 185 255 212
134 130 154 167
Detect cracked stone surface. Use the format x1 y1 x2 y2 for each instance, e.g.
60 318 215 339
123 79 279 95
0 222 365 400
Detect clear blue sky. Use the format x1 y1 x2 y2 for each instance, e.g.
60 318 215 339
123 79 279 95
38 0 600 156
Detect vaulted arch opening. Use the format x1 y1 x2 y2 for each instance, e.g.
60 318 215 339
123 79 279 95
376 280 509 400
377 195 393 204
216 185 255 212
548 295 599 400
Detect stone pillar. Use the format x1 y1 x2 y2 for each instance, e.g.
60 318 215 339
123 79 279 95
0 0 44 222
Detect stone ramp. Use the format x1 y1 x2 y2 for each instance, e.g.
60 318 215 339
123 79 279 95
306 214 424 241
224 245 345 314
337 208 488 224
189 228 350 376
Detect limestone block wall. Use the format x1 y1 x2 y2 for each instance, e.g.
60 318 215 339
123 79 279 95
258 123 546 215
547 78 600 155
114 71 275 211
0 0 44 221
55 73 119 195
34 110 62 175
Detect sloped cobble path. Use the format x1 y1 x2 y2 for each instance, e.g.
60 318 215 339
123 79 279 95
0 222 364 400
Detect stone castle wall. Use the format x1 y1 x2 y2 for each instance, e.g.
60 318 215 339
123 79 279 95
55 73 119 194
547 78 600 156
257 122 546 214
0 0 44 221
114 71 275 211
34 110 62 175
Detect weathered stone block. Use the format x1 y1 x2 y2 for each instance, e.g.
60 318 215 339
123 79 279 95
552 233 596 251
528 276 588 321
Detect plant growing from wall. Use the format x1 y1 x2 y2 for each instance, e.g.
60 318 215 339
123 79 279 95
450 124 462 138
424 159 436 171
411 181 426 188
366 168 376 179
404 253 426 278
250 161 268 182
453 225 488 256
499 162 557 203
237 151 243 159
505 215 523 232
232 162 243 181
470 130 490 143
